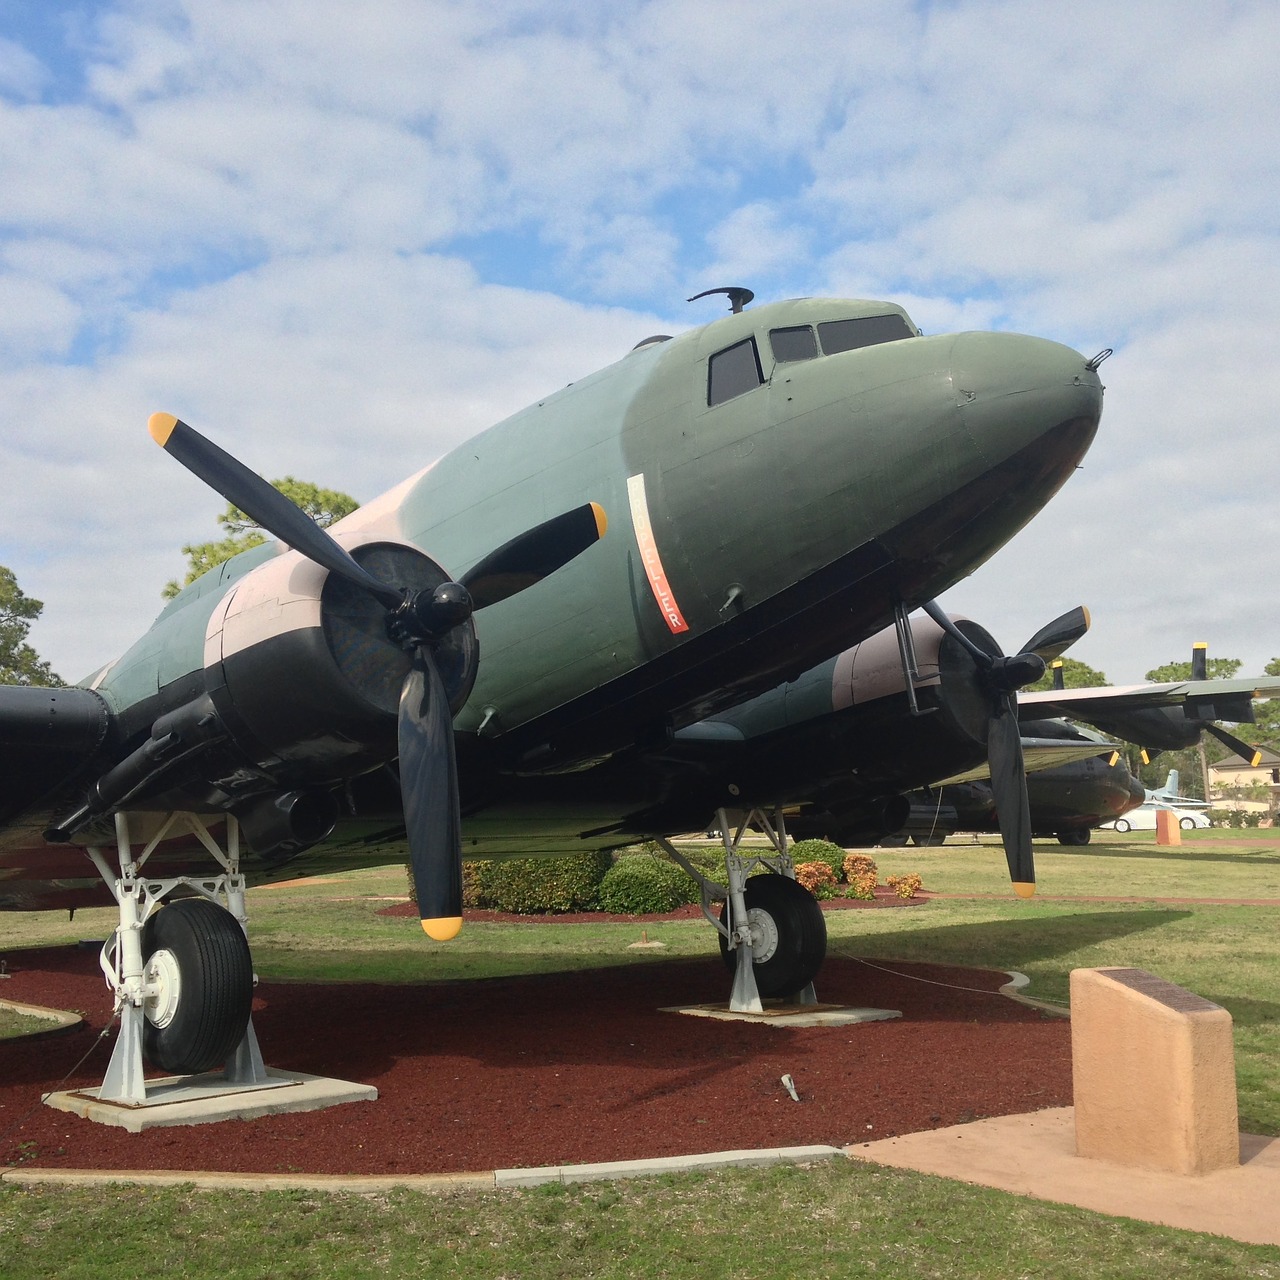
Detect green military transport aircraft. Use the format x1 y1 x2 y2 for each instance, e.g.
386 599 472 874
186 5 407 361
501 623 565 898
1 293 1105 1094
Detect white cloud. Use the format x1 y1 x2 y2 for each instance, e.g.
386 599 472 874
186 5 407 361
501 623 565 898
0 35 47 98
3 0 1279 690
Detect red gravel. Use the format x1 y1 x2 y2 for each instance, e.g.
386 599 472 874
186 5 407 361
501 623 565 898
0 938 1070 1176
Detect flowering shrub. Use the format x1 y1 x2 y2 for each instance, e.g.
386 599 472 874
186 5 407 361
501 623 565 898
794 861 839 899
885 873 923 900
842 853 878 884
790 839 847 881
845 872 877 901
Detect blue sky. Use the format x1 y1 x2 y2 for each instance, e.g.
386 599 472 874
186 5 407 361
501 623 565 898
2 0 1278 686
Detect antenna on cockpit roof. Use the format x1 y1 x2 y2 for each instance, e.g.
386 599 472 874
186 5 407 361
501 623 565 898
687 286 754 314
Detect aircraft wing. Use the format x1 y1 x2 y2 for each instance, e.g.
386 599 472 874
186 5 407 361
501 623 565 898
930 737 1119 787
1019 675 1280 723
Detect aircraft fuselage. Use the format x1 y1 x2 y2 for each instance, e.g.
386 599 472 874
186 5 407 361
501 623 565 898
1 296 1104 907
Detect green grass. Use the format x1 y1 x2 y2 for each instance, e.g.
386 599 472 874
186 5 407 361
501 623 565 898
2 1162 1278 1279
4 834 1280 1276
0 1007 58 1041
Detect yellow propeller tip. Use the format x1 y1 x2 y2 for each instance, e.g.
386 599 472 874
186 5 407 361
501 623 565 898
590 501 608 538
422 916 463 941
148 412 179 446
1013 882 1036 899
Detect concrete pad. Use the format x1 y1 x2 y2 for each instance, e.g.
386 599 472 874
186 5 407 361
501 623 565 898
846 1107 1280 1248
662 1001 900 1028
495 1144 845 1188
45 1069 377 1133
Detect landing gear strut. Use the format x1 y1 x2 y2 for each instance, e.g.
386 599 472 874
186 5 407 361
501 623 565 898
659 807 826 1013
86 811 267 1104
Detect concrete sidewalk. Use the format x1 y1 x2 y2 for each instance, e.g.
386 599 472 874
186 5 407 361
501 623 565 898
846 1107 1280 1247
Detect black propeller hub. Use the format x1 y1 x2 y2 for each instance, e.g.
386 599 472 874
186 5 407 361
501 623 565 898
389 581 474 647
988 652 1046 694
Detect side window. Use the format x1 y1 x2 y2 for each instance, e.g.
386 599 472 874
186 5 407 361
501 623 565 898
707 337 764 406
769 326 818 364
818 314 914 355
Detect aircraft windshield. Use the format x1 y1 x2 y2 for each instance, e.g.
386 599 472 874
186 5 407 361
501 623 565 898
769 326 819 363
710 312 917 406
818 314 914 354
707 337 764 406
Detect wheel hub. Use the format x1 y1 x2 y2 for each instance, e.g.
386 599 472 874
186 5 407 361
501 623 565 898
745 907 780 964
143 947 182 1029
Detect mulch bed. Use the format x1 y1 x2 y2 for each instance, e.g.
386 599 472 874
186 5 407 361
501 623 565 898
0 936 1070 1176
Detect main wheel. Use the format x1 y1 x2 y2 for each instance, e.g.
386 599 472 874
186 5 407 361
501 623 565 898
1113 819 1131 833
1057 829 1091 846
911 833 947 847
1179 816 1196 830
718 873 826 999
140 897 254 1074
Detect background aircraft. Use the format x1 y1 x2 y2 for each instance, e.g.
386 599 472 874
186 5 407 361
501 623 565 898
1 294 1105 1084
1023 643 1272 773
1143 769 1212 810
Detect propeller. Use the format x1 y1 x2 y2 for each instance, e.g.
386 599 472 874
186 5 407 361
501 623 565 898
1137 641 1263 768
1203 722 1263 768
149 413 607 940
920 601 1090 897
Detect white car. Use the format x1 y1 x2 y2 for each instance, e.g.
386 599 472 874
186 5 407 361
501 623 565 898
1100 806 1212 833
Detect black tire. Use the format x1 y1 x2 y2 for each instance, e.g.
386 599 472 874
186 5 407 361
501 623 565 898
1179 816 1196 830
1113 819 1131 833
718 873 826 999
140 898 254 1074
911 833 947 847
1056 829 1091 846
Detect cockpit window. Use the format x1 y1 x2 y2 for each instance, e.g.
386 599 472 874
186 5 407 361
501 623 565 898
769 325 818 364
707 337 764 406
818 314 914 355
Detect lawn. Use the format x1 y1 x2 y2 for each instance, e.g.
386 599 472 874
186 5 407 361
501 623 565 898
2 830 1279 1277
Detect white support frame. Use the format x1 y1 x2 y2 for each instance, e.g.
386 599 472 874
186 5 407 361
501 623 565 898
86 810 268 1105
659 806 817 1014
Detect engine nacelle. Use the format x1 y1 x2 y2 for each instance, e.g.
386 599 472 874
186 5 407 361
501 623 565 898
202 541 478 789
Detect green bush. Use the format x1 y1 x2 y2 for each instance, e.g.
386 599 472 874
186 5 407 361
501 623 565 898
479 850 613 914
790 839 847 881
597 855 699 914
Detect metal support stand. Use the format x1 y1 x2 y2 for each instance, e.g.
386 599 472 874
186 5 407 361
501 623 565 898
661 806 818 1013
86 811 268 1105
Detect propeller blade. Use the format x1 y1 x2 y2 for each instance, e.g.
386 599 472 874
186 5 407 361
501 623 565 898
1191 642 1208 681
987 695 1036 897
398 650 463 940
461 503 607 610
1205 722 1263 768
149 413 403 610
1020 605 1091 663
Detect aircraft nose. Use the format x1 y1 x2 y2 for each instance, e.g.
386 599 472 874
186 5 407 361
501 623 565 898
950 331 1104 466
